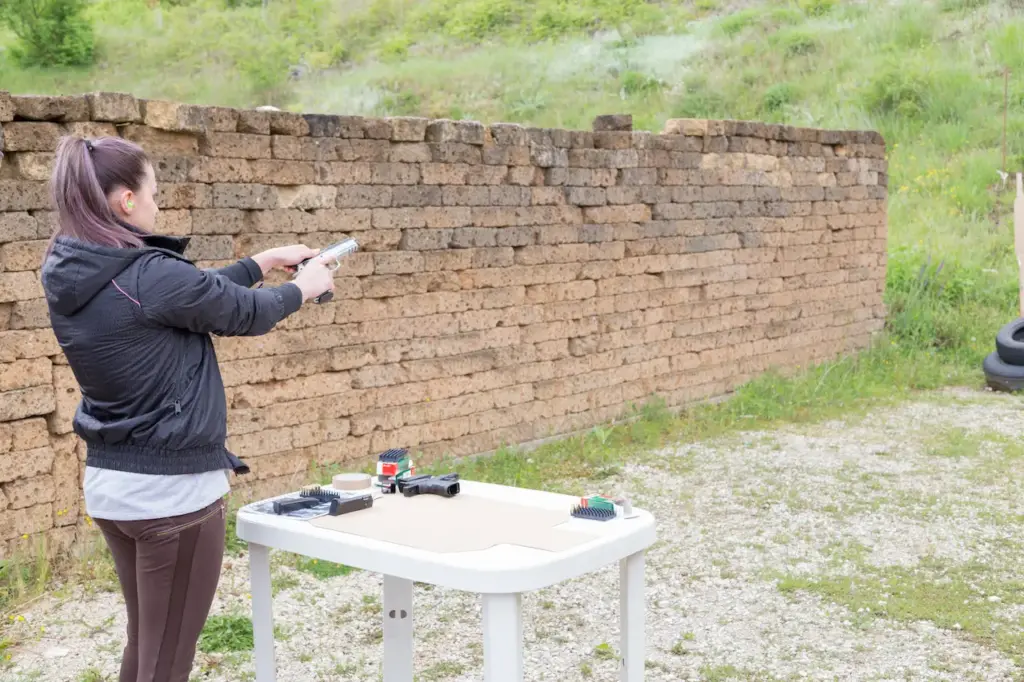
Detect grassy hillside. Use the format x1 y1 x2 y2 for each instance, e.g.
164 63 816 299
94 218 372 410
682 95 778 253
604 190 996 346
2 0 1024 387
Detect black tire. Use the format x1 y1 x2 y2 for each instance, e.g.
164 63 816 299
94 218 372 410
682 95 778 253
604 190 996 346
996 318 1024 366
983 351 1024 392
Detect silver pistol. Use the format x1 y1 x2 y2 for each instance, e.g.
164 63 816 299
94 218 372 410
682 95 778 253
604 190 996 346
294 238 358 304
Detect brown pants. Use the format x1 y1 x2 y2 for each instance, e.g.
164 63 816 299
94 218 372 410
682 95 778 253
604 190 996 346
95 498 226 682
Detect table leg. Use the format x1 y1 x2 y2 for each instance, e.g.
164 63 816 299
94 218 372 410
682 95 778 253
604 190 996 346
482 593 523 682
249 543 276 682
382 575 413 682
619 551 645 682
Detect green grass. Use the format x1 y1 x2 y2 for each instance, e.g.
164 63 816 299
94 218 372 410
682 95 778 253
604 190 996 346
197 614 254 653
776 556 1024 664
222 501 248 557
924 426 984 459
293 557 357 579
419 660 467 680
0 537 51 616
696 663 745 679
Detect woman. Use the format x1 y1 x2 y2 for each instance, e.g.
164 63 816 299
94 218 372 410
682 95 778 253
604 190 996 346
40 135 336 682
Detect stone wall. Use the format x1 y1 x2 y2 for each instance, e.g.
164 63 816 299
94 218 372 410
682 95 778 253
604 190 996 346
0 91 888 555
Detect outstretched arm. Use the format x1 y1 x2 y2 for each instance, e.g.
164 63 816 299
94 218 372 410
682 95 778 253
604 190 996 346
138 255 303 337
203 245 321 288
203 257 264 288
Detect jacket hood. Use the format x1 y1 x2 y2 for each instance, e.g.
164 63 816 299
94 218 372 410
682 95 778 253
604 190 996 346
41 226 191 316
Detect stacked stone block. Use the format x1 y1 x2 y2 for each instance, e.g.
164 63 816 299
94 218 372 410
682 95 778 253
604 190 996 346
0 91 888 554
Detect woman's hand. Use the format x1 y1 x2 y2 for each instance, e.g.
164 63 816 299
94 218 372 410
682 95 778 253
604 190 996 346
292 257 336 302
251 244 319 275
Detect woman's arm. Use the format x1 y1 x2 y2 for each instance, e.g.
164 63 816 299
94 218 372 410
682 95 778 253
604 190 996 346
203 257 264 288
202 245 319 289
137 255 303 337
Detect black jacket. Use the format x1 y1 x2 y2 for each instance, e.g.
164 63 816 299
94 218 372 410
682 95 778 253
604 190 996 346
41 226 303 476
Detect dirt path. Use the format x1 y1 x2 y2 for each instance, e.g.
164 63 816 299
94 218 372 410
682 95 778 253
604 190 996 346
4 387 1024 681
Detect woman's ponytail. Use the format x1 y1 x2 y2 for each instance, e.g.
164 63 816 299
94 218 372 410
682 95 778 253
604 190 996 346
46 135 150 254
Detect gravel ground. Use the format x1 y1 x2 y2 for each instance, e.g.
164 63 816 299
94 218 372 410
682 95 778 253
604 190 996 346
4 387 1024 681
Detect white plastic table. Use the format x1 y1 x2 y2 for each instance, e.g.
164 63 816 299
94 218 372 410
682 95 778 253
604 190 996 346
235 480 657 681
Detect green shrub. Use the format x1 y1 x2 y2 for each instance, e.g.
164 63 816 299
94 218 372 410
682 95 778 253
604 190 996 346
761 82 797 112
403 0 668 46
938 0 989 11
861 56 980 124
773 26 819 56
717 8 760 36
671 76 730 119
764 6 806 28
0 0 96 67
378 87 423 115
862 63 929 118
885 247 1013 356
876 5 938 50
798 0 837 16
443 0 521 41
991 20 1024 71
379 34 413 61
620 70 663 96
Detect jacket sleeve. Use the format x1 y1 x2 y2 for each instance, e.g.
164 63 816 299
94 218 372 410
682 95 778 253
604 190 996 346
136 254 303 336
203 257 264 288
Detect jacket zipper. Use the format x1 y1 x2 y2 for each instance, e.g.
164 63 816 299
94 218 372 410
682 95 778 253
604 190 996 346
170 343 198 415
172 371 197 413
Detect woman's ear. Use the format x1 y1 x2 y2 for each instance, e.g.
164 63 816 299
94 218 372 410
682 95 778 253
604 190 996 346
119 190 136 215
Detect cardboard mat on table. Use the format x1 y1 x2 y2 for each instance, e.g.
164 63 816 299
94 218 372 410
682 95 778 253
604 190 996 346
309 492 600 553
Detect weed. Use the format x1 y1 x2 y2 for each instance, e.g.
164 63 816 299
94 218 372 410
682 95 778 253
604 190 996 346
761 82 797 114
223 501 247 556
776 556 1024 663
717 8 760 37
670 634 696 655
271 571 300 596
939 0 988 11
360 594 381 616
699 664 746 681
361 625 383 643
620 71 663 97
797 0 837 17
333 659 359 675
991 19 1024 72
771 26 818 56
197 615 253 653
293 557 357 579
594 641 616 659
76 669 110 682
1 530 117 622
924 426 982 459
420 660 466 680
0 539 51 615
